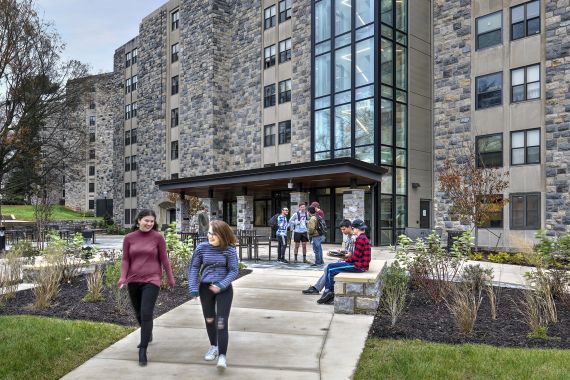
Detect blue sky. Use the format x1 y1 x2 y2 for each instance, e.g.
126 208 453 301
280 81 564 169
36 0 167 73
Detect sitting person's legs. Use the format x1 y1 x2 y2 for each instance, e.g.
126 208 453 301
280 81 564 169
302 264 329 294
317 262 362 304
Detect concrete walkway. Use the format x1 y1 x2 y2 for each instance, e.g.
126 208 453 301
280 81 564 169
62 267 372 380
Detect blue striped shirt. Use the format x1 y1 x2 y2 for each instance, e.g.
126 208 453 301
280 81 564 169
188 242 239 295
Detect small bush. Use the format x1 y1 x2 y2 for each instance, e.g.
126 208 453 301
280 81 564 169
164 223 193 280
525 269 558 324
238 262 248 270
83 265 104 302
469 252 483 261
518 289 550 339
462 264 493 297
104 260 129 314
446 282 482 336
32 262 61 309
488 252 510 264
380 262 410 327
1 249 23 301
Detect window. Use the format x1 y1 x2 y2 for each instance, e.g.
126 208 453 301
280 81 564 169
171 108 179 128
89 101 95 109
125 78 131 94
89 183 95 193
171 141 179 160
171 75 179 95
278 120 291 144
278 161 291 166
89 166 95 176
254 199 272 226
131 48 138 65
264 84 276 107
88 200 95 210
125 51 131 67
511 193 540 229
125 104 131 120
131 75 138 91
279 0 292 22
278 79 291 103
172 9 179 30
125 209 131 224
131 182 137 197
511 129 540 165
132 102 137 117
264 45 276 69
479 195 504 228
125 156 131 172
279 38 291 63
89 132 96 143
171 43 179 62
476 72 502 109
89 116 96 126
131 128 137 144
171 173 179 179
512 1 540 40
131 155 137 171
125 183 131 198
511 64 540 102
264 5 276 29
476 11 502 50
125 130 131 146
476 133 503 167
264 124 275 146
131 209 137 223
89 149 95 159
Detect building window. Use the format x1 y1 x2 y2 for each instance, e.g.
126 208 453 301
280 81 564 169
279 38 291 63
89 116 96 126
511 193 540 229
125 209 131 224
125 183 131 198
125 104 131 120
476 11 502 50
264 5 276 29
88 200 95 210
125 51 131 67
89 183 95 193
278 120 291 144
131 128 137 144
171 141 179 160
89 166 95 176
479 195 504 228
278 79 291 103
171 108 179 128
476 133 503 168
476 72 502 109
131 182 137 197
172 9 179 31
131 155 137 171
89 101 96 109
279 0 292 23
132 102 137 117
171 43 179 62
171 75 179 95
264 45 276 69
171 173 179 179
264 163 276 168
512 1 540 40
511 129 540 165
125 78 131 94
131 75 138 91
278 161 291 166
264 84 276 108
125 130 131 146
264 124 275 146
125 156 131 172
89 149 95 159
511 64 540 102
89 132 96 143
131 48 138 65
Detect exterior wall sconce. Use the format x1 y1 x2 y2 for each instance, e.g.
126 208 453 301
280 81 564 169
412 182 421 189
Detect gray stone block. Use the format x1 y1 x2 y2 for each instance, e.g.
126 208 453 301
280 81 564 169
356 297 379 312
334 296 355 314
346 283 364 295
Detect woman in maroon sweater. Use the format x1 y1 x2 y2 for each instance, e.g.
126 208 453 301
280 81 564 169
118 209 175 366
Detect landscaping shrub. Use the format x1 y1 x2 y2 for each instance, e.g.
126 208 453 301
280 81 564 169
104 260 129 314
83 265 104 303
164 223 193 281
461 264 493 297
518 289 550 339
32 256 61 309
488 251 510 264
446 281 482 336
0 249 23 302
380 262 410 327
45 232 85 283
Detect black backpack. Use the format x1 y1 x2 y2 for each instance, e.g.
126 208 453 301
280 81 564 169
316 215 327 236
268 213 280 229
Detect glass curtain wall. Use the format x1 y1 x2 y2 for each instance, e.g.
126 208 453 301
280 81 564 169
312 0 408 245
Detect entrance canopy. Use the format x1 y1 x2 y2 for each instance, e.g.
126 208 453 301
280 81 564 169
156 158 386 199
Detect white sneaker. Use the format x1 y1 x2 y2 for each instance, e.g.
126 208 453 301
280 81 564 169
217 354 227 371
204 345 218 361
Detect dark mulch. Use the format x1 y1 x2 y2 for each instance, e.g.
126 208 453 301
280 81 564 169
371 285 570 349
0 269 252 326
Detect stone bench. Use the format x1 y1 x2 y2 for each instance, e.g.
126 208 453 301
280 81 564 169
334 259 386 315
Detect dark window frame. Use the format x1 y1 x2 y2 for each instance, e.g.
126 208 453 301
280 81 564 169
279 0 292 23
278 79 291 104
475 10 503 50
125 104 131 120
88 200 95 210
171 141 179 160
278 120 291 144
510 128 540 165
264 5 276 29
510 64 540 103
125 51 131 67
264 44 276 69
89 149 96 160
131 155 137 171
171 43 179 62
131 182 137 197
125 209 131 224
89 132 96 143
478 194 504 228
125 78 131 94
125 130 131 146
264 124 276 147
125 183 131 198
132 102 137 117
475 72 503 110
131 129 137 144
171 108 179 128
89 116 96 126
125 156 131 172
510 192 540 230
279 38 291 63
171 75 179 95
264 84 276 108
131 48 138 65
476 133 503 168
88 166 95 176
172 9 179 31
88 182 95 193
131 75 138 91
511 0 540 41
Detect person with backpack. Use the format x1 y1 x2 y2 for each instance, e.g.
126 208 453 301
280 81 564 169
275 207 289 262
289 202 309 263
307 206 324 266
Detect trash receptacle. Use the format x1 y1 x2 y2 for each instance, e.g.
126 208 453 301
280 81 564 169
0 226 6 252
447 230 463 249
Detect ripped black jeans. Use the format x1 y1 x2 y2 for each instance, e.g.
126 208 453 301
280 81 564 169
199 282 233 355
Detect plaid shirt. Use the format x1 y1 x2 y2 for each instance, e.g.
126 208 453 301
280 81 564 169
345 233 371 270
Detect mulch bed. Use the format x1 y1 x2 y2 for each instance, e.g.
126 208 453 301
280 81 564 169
0 269 252 326
371 285 570 349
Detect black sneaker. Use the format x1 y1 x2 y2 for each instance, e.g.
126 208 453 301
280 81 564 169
324 296 335 305
282 259 289 263
302 286 319 295
317 291 334 304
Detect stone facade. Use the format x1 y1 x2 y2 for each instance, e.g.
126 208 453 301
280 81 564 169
343 189 365 221
544 1 570 232
290 191 309 214
236 195 254 230
334 269 383 315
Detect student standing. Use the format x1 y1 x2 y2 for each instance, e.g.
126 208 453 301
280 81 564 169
188 220 239 372
118 209 175 366
276 207 290 263
289 202 309 263
307 206 324 266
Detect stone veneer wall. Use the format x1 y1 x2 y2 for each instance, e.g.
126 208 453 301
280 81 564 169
112 46 127 223
291 0 312 164
544 1 570 232
432 0 472 231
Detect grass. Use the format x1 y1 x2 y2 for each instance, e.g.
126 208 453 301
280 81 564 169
355 338 570 380
0 315 133 380
0 205 100 221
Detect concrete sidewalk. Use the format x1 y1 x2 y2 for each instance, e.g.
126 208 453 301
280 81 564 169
62 268 372 380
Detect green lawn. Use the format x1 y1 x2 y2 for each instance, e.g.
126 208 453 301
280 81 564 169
1 205 100 221
355 338 570 380
0 316 133 380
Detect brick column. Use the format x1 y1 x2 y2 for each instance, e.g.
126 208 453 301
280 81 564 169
176 197 190 231
236 195 254 230
343 189 365 221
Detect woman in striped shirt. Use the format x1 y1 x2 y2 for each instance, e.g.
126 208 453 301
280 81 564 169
188 220 239 372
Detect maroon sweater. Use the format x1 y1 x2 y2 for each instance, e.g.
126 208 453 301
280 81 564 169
119 229 175 288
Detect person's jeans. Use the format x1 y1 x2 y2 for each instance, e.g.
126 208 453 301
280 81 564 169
312 235 323 265
324 262 363 292
314 263 329 291
277 234 287 260
127 283 160 348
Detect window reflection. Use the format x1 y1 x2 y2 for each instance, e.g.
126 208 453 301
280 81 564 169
356 0 374 27
335 104 352 149
355 99 374 146
356 37 374 87
335 0 352 35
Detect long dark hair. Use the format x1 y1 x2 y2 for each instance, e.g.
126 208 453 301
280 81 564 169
132 209 158 231
209 220 237 250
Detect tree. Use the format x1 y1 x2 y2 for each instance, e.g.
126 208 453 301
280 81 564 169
438 145 509 250
0 0 89 222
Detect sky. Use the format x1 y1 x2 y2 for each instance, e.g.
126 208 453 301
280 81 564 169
35 0 167 73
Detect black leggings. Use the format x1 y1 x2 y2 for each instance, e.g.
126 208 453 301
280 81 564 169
128 283 159 349
199 283 233 355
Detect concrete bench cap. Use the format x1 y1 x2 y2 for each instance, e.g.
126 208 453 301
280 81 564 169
335 259 386 284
